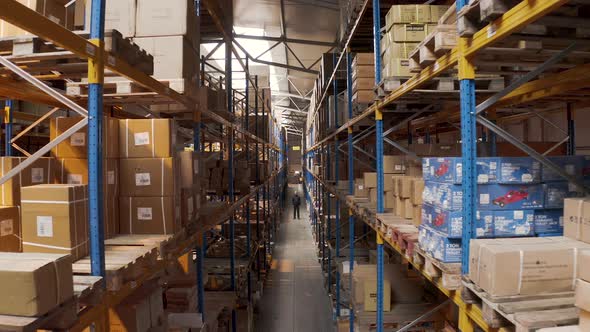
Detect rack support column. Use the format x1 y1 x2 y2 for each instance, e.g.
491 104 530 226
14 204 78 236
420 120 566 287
88 0 106 278
226 39 236 292
4 100 12 156
245 57 252 302
346 49 355 331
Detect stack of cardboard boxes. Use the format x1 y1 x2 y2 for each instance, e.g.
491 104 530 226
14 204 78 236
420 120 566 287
382 5 448 77
420 156 587 263
351 53 376 105
389 175 423 225
576 251 590 331
204 159 252 194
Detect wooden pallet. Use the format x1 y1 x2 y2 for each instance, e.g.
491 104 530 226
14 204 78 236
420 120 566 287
74 275 104 306
0 297 78 332
461 280 578 331
457 0 521 37
105 234 175 260
408 25 458 73
67 78 191 97
377 76 505 97
73 245 159 291
413 247 461 290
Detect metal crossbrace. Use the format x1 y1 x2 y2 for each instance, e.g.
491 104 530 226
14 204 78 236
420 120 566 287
396 299 451 332
341 231 370 250
476 43 578 115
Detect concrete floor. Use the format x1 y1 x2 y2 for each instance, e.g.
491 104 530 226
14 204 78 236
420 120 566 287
256 184 334 332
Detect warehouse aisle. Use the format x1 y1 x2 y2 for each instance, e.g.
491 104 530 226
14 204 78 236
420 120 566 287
256 184 334 332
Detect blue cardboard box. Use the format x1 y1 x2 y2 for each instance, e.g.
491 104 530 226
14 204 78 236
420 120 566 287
418 225 461 263
542 156 587 182
543 181 585 209
497 157 541 184
421 203 493 238
534 209 564 235
477 184 544 210
423 181 463 210
492 210 535 237
422 157 498 184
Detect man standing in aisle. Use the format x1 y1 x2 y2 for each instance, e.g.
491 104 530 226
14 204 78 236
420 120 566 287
292 192 301 220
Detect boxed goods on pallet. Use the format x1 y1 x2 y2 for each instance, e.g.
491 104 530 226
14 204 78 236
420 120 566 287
576 251 590 330
469 236 590 297
0 0 74 38
21 184 89 260
119 119 176 158
418 225 461 263
83 0 136 37
0 157 57 206
0 206 21 252
354 178 369 198
351 53 376 104
0 253 73 316
564 197 590 243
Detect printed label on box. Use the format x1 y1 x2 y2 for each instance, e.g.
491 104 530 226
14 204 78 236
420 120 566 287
31 168 44 183
480 194 490 205
107 171 115 185
137 208 153 220
70 132 86 146
0 219 13 236
358 185 364 190
134 132 150 146
37 216 53 237
135 173 151 186
478 174 489 183
514 210 524 220
67 174 83 184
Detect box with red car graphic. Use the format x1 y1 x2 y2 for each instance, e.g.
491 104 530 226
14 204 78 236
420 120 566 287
421 203 493 238
422 157 498 184
477 184 544 210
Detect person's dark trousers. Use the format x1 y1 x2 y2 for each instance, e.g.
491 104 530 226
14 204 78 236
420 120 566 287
293 206 300 219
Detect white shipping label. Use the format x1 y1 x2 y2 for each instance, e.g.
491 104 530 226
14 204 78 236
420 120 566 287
37 216 53 237
0 219 13 236
358 185 364 190
477 174 489 183
514 210 524 220
70 132 86 146
31 168 44 183
135 173 151 186
107 171 115 185
480 194 490 205
67 174 83 184
137 208 153 220
134 132 150 146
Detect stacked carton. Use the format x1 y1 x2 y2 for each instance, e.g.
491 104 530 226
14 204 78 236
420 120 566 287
576 251 590 331
80 0 201 96
382 5 448 77
0 156 57 252
51 116 120 238
388 175 423 225
205 160 251 194
351 53 376 104
419 156 588 263
119 119 181 235
21 184 89 260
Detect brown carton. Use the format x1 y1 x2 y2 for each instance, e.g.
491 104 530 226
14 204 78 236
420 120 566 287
119 119 175 158
353 53 375 66
0 206 21 252
403 199 413 219
50 116 118 159
388 42 420 59
383 155 406 174
384 175 394 191
120 158 176 197
581 310 590 331
385 191 395 209
398 177 412 198
579 250 590 282
564 197 590 243
180 188 195 226
576 279 590 311
21 184 88 261
119 196 177 235
0 157 57 206
411 178 424 205
364 172 377 188
0 253 73 316
363 279 391 312
412 204 421 226
178 151 199 189
369 188 377 203
390 24 435 42
386 5 431 28
352 64 375 80
354 178 369 198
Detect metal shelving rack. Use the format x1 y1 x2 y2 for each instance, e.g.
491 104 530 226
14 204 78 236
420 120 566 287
303 0 590 331
0 0 288 330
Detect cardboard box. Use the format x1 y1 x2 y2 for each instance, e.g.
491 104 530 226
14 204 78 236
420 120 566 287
398 177 413 199
403 198 413 219
383 155 406 174
369 189 377 203
352 77 374 92
84 0 135 37
410 178 424 205
578 250 590 282
422 181 462 210
0 253 73 316
51 116 119 159
352 64 375 80
497 157 541 184
135 0 199 43
354 178 369 198
564 197 590 243
383 176 394 192
388 42 419 59
21 184 88 260
353 53 375 66
120 158 176 197
385 191 395 209
0 157 56 206
418 225 461 263
363 279 391 312
110 280 163 332
533 209 563 235
431 5 451 22
576 279 590 311
493 210 535 237
412 204 421 226
364 172 377 188
133 36 198 81
119 196 177 235
390 24 435 42
477 184 544 210
0 206 21 252
386 5 431 28
580 310 590 332
119 119 175 158
422 157 499 184
1 0 70 37
352 90 375 104
180 188 195 226
178 151 199 189
544 181 584 209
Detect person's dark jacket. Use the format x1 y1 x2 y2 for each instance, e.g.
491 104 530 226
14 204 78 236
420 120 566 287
292 195 301 207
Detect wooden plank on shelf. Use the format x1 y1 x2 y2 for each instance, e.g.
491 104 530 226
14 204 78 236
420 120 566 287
0 297 78 332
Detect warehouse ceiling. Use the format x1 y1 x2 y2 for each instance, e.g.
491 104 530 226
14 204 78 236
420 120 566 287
232 0 341 139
